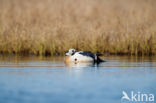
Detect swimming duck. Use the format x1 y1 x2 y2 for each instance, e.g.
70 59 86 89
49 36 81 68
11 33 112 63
65 48 104 64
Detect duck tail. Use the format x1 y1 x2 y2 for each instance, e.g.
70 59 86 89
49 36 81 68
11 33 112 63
96 53 103 56
95 53 105 63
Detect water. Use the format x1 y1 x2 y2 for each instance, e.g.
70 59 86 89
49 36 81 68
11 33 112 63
0 56 156 103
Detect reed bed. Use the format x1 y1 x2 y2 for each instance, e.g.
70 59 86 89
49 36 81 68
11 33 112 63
0 0 156 56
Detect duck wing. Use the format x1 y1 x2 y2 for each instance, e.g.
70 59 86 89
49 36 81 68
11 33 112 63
78 51 95 59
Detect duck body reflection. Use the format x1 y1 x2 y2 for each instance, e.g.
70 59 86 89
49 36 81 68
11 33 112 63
65 62 95 67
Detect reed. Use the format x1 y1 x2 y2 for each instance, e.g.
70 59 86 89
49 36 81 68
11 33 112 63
0 0 156 56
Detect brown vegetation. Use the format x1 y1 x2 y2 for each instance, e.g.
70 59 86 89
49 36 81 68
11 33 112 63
0 0 156 56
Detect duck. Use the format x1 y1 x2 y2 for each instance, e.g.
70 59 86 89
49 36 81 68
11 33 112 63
64 48 104 64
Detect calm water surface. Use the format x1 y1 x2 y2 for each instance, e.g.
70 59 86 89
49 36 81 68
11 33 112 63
0 56 156 103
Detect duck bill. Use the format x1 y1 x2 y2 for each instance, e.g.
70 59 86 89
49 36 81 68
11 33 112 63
65 52 70 56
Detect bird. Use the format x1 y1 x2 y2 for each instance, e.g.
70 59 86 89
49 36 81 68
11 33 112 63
64 48 104 64
121 91 130 101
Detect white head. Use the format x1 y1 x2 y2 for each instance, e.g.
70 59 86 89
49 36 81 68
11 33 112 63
65 48 76 56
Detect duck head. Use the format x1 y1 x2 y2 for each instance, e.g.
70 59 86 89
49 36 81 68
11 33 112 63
65 48 76 56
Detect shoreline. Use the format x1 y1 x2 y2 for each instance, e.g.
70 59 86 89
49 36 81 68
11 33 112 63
0 52 155 57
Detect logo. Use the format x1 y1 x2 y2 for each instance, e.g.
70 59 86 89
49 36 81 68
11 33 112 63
121 91 154 102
